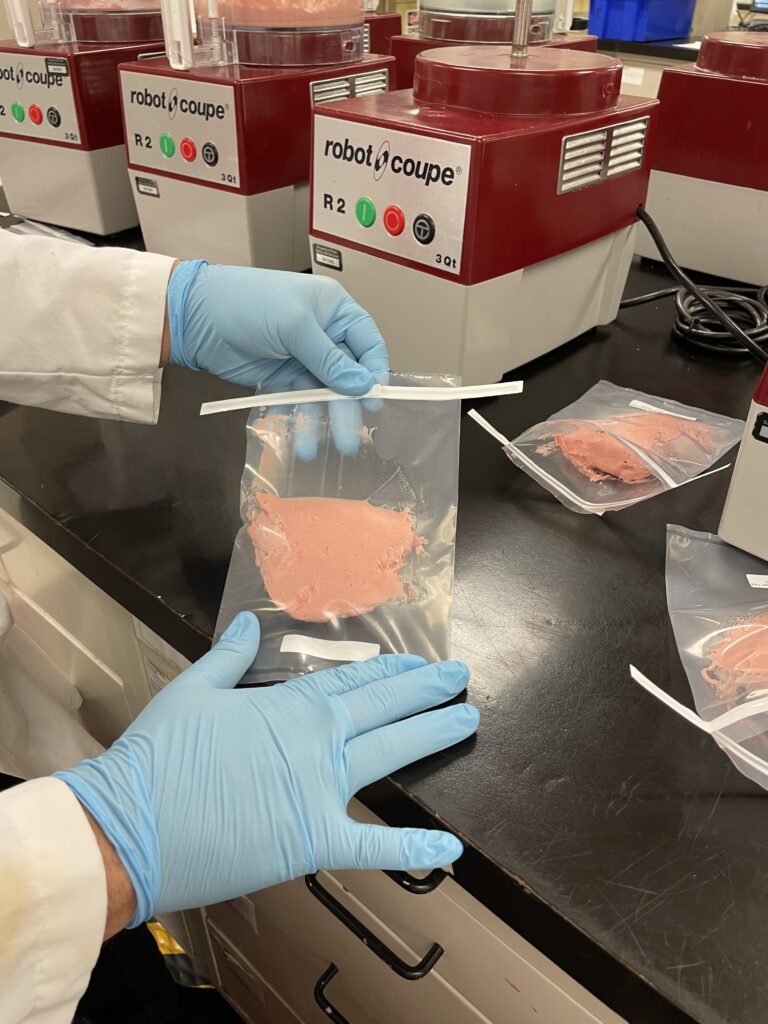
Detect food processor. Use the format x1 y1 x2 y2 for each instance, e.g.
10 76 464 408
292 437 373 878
635 33 768 285
363 0 401 56
390 0 597 89
719 360 768 562
309 0 659 384
0 0 164 233
118 0 394 267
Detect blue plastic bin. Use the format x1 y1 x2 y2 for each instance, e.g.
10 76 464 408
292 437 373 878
588 0 695 41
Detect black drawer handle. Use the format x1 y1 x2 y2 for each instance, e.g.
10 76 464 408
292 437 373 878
384 868 446 894
305 874 443 981
315 964 349 1024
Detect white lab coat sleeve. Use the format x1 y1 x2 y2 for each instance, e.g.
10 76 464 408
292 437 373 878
0 231 176 423
0 777 106 1024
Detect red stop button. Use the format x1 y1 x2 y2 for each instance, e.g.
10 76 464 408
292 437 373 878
383 205 405 236
28 104 43 126
180 137 196 162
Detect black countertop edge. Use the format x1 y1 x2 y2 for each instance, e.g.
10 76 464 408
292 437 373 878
0 475 213 661
597 37 701 60
364 778 697 1024
0 465 693 1024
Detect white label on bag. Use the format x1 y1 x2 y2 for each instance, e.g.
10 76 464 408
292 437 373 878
280 635 380 661
747 574 768 589
629 399 697 420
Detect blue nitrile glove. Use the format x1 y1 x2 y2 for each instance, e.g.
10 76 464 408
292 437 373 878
55 612 478 924
166 261 388 459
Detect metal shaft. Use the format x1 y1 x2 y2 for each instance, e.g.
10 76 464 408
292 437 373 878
511 0 534 58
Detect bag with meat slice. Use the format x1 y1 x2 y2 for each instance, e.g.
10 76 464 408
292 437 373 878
505 381 743 514
214 374 460 683
667 524 768 788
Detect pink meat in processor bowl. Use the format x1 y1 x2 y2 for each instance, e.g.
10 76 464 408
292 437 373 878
702 613 768 701
547 412 714 484
247 494 424 623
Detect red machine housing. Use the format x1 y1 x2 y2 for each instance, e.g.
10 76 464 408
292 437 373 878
651 32 768 191
390 29 598 89
0 40 159 152
119 53 395 197
365 12 403 54
311 46 657 286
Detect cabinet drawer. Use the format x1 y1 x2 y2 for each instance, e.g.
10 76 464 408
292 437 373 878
206 876 492 1024
0 509 144 693
209 923 303 1024
183 908 217 985
1 582 130 743
132 617 192 676
329 806 625 1024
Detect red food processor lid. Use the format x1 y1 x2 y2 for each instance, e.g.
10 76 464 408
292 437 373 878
696 32 768 81
413 45 623 116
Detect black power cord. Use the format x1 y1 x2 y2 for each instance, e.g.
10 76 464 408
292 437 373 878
620 205 768 364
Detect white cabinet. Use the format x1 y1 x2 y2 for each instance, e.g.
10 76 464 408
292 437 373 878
0 508 151 743
206 875 493 1024
203 801 627 1024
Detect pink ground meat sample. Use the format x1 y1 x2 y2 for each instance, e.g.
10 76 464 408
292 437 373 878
702 612 768 701
551 412 712 484
247 494 422 623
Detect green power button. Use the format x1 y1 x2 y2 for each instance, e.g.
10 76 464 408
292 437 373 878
11 102 24 123
159 132 175 158
355 196 376 228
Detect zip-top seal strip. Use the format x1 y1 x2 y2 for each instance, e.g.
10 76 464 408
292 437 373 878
468 408 731 513
630 665 768 776
598 424 678 489
467 409 511 447
200 381 524 416
507 443 730 513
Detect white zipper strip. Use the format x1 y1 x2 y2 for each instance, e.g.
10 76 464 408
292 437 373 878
504 441 729 514
599 425 678 489
630 665 768 776
200 381 524 416
467 409 511 447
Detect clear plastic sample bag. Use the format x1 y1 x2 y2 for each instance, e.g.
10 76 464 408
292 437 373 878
663 525 768 788
215 374 461 683
502 381 743 515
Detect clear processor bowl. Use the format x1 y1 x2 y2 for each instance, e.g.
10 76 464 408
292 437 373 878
419 0 555 43
57 0 164 43
226 0 365 64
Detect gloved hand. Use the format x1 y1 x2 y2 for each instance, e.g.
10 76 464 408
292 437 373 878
55 613 478 924
166 261 388 459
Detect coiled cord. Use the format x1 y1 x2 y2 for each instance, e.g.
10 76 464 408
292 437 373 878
621 206 768 365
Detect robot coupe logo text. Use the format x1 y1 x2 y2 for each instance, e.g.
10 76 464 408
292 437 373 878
128 85 226 122
0 63 65 89
325 136 458 188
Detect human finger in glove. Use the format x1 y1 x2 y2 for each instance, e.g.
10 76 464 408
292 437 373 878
166 261 387 459
55 613 479 931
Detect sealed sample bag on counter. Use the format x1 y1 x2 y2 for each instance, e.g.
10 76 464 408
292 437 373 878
215 375 461 683
644 525 768 789
498 381 743 515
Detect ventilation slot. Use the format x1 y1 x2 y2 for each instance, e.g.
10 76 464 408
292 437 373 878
606 120 647 177
363 21 371 51
311 76 352 105
311 68 389 105
558 117 649 194
350 68 389 96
